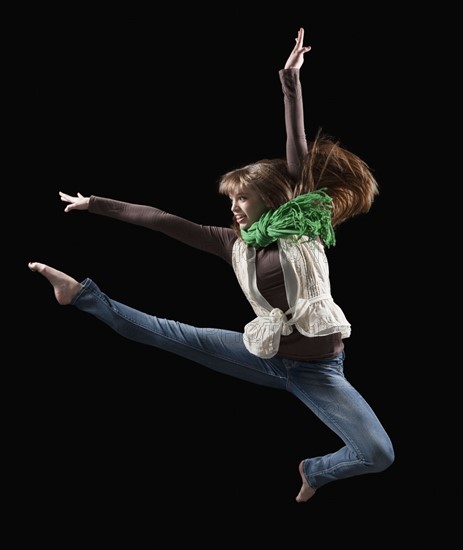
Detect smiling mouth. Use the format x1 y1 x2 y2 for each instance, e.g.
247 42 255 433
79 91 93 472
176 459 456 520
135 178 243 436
235 215 246 223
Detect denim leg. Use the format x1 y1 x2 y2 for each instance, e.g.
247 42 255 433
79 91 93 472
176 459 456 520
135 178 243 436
286 354 394 490
72 279 288 389
72 279 394 491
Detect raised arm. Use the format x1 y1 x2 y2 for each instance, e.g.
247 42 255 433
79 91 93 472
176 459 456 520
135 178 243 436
278 27 311 181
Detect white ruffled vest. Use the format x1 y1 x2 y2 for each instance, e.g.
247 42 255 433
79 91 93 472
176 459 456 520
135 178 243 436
232 237 351 358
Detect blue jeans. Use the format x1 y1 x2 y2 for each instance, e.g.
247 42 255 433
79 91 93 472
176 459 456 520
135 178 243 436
73 279 394 490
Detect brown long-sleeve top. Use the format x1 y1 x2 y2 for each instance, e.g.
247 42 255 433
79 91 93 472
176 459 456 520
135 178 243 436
88 69 344 361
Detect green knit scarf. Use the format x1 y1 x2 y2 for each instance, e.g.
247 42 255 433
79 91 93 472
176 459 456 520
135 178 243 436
240 189 335 248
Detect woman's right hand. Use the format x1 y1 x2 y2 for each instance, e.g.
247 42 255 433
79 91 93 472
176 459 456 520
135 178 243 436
59 191 90 213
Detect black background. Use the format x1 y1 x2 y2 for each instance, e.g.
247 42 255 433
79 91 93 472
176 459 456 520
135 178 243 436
13 6 435 547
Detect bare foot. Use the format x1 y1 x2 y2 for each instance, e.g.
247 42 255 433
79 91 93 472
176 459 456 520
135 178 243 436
295 461 316 503
28 262 82 305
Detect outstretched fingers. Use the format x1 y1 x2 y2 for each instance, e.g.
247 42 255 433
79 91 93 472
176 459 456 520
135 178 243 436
294 27 311 54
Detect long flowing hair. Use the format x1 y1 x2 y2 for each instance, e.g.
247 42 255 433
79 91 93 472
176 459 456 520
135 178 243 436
218 130 378 237
294 130 379 227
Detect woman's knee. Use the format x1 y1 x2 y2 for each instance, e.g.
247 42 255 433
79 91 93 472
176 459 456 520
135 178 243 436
369 438 395 473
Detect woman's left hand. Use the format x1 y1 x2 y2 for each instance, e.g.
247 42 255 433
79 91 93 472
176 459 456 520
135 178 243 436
284 27 311 70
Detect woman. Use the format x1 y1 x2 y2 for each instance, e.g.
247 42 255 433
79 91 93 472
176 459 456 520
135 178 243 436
29 28 394 502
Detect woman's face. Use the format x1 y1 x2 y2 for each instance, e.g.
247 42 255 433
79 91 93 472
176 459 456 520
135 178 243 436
229 188 269 230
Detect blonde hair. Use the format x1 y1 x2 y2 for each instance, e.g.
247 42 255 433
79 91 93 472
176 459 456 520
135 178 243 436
218 159 295 236
218 131 379 235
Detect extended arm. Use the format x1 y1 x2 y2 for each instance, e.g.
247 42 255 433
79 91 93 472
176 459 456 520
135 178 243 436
279 27 311 181
58 192 235 261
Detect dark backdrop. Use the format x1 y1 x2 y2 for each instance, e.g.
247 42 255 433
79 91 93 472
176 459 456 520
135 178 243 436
14 7 431 547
